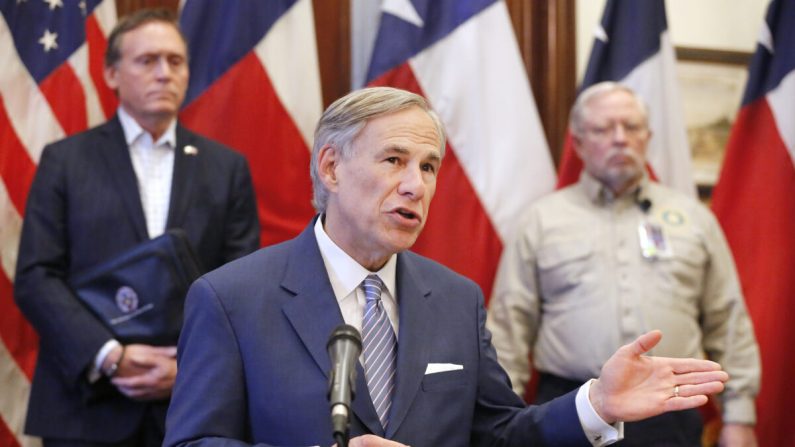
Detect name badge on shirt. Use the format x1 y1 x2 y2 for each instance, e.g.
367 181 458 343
638 221 673 259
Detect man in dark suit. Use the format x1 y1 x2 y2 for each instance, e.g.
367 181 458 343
164 87 727 447
14 9 260 447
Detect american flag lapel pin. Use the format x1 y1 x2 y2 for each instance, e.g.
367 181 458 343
183 145 198 156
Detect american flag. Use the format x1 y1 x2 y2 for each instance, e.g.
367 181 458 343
358 0 556 297
0 1 117 446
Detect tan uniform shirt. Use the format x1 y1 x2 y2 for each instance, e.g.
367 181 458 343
487 173 760 424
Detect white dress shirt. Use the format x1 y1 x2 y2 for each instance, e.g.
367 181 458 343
313 217 399 336
118 106 176 238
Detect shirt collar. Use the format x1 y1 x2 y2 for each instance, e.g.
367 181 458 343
117 106 177 149
314 215 397 301
579 171 648 205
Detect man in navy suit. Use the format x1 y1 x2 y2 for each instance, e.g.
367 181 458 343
164 87 727 447
14 9 259 447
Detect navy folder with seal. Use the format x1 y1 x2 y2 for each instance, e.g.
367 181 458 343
70 229 202 345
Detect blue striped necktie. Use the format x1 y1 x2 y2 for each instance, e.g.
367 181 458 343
361 274 397 429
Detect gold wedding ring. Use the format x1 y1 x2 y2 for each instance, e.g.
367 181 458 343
674 385 680 398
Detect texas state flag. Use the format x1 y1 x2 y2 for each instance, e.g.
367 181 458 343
557 0 695 197
711 0 795 444
179 0 322 246
360 0 556 297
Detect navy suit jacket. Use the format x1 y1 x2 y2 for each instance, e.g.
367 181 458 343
164 219 590 447
14 116 260 442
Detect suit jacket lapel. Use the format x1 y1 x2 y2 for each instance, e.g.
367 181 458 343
97 117 148 241
279 219 383 436
385 253 432 438
166 125 199 228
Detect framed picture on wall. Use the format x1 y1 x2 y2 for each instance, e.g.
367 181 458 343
675 47 752 201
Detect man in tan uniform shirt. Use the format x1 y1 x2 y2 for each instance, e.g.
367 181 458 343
487 82 760 447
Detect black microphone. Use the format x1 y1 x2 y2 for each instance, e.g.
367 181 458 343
637 198 652 214
327 324 362 447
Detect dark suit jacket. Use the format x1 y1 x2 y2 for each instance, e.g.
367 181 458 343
164 219 590 447
14 116 260 443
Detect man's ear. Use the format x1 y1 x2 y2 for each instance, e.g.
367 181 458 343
317 144 341 192
644 128 654 144
571 132 586 160
104 64 119 90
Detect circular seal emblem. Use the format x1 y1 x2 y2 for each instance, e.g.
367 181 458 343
662 210 685 226
115 286 139 313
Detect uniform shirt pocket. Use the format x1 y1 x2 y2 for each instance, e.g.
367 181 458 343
536 240 594 301
649 234 706 316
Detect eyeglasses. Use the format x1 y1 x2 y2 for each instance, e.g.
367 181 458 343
582 122 648 141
